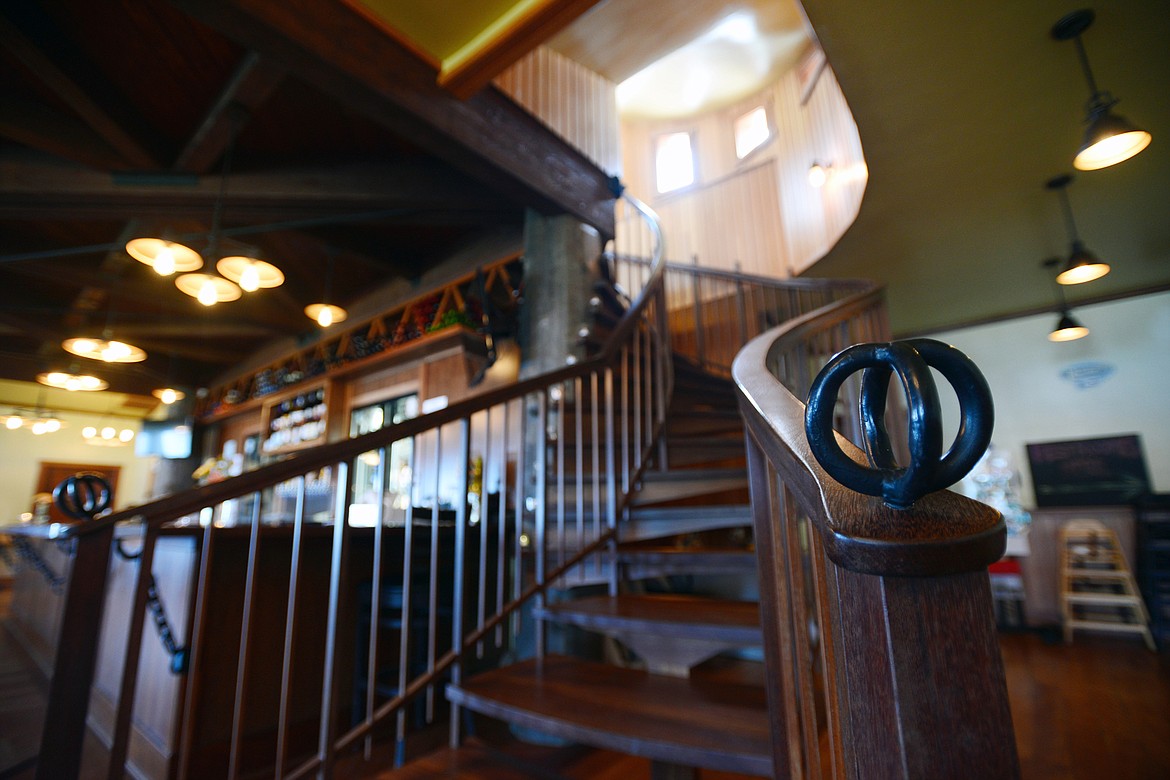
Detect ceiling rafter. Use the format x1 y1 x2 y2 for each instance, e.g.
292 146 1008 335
0 12 159 169
172 0 615 238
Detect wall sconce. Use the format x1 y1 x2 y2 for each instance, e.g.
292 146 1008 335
808 161 833 188
1052 9 1151 170
1046 174 1109 285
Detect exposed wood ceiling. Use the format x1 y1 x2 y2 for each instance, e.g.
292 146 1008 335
0 0 612 401
2 0 1167 412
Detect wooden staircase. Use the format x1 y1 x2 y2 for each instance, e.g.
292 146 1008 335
385 356 769 777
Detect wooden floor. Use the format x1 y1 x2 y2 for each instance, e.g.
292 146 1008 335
2 579 1169 779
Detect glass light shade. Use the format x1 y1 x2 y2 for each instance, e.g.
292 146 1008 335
175 273 242 306
808 163 830 188
37 371 108 391
126 238 203 276
63 337 147 363
216 256 284 292
5 414 25 430
1048 311 1089 342
1074 110 1152 171
1055 243 1110 285
305 303 347 328
153 387 186 404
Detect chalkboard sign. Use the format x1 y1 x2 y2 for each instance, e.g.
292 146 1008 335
1026 434 1150 507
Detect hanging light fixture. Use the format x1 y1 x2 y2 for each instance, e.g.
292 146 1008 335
125 236 204 276
175 273 243 306
37 370 108 392
153 387 186 405
217 252 284 292
1042 258 1090 342
1046 174 1110 285
1052 9 1151 171
305 249 347 327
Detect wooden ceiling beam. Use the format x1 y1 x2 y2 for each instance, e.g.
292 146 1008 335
0 14 159 170
172 51 287 173
171 0 615 238
0 154 516 223
0 96 129 171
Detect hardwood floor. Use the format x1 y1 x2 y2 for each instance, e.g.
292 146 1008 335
2 578 1169 779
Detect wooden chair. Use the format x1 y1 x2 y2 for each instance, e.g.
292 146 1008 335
1060 519 1155 650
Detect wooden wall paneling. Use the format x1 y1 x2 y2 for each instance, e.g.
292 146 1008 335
495 46 621 174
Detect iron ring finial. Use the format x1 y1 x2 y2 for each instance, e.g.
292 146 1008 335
52 473 113 521
804 338 993 509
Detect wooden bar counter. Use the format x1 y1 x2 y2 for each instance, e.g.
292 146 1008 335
4 517 474 779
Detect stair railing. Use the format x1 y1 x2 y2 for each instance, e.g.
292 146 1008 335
610 254 871 377
732 285 1020 778
4 192 670 780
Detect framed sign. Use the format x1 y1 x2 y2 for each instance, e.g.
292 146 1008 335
1026 434 1150 507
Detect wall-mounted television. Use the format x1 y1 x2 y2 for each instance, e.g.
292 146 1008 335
135 418 194 459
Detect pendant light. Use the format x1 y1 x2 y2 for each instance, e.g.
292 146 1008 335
1046 174 1109 285
1052 9 1151 171
36 369 108 392
1043 258 1090 342
62 307 147 363
126 236 204 276
305 249 347 327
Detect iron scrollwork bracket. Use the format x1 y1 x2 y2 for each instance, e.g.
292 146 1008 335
805 338 994 509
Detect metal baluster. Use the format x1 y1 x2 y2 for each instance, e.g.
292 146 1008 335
590 371 602 577
316 460 351 778
535 392 548 659
227 492 264 780
394 440 418 767
604 367 618 597
691 256 705 368
275 476 307 777
478 410 490 658
426 431 441 721
575 376 585 583
449 417 470 747
363 446 389 759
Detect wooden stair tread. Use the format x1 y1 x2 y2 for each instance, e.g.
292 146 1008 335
447 655 772 775
618 546 756 572
535 594 760 643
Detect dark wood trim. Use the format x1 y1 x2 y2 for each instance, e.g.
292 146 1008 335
171 0 616 238
436 0 606 99
0 14 157 169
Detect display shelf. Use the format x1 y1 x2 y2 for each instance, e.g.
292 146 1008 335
260 383 330 455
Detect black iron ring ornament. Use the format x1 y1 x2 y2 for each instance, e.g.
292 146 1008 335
805 338 994 510
52 473 113 521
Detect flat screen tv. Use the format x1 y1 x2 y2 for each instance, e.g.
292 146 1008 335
135 418 194 459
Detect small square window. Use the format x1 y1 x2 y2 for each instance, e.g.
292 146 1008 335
734 106 770 159
655 132 695 193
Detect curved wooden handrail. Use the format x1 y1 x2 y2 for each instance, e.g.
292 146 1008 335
732 285 1004 576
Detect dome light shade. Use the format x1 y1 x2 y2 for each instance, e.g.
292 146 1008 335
37 371 108 391
1049 310 1089 342
217 255 284 292
126 237 203 276
1055 241 1110 285
175 273 242 306
63 336 147 363
1075 110 1152 170
305 303 347 328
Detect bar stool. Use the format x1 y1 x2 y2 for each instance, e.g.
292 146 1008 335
1060 519 1155 650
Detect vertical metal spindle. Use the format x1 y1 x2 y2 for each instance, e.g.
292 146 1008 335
227 493 264 780
534 392 548 659
363 446 389 759
632 330 642 471
574 376 585 583
275 476 307 778
477 410 490 658
691 256 705 368
620 347 630 495
604 367 618 597
316 462 351 779
511 398 525 644
449 417 470 748
394 439 419 767
555 384 565 576
426 431 442 721
590 372 602 575
177 514 216 780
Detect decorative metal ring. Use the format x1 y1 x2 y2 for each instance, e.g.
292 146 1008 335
52 473 113 521
805 338 993 509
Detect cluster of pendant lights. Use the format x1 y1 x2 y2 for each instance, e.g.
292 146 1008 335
1044 8 1151 343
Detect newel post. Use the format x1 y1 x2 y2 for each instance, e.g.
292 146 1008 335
36 475 117 780
803 338 1019 779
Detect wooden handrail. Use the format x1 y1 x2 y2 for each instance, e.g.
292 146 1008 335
732 285 1021 778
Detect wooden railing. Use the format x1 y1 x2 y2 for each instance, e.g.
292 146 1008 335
4 194 670 780
612 255 870 377
732 285 1021 778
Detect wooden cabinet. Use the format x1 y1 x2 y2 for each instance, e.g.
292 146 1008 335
259 383 329 455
